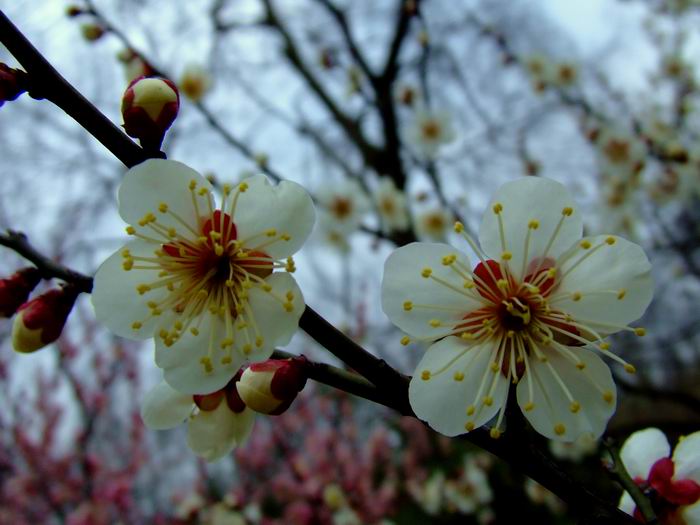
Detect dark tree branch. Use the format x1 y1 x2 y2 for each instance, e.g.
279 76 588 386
272 349 401 410
260 0 386 172
381 0 420 84
0 10 153 169
298 307 412 411
0 230 93 293
312 0 375 80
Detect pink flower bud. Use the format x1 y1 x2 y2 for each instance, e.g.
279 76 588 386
12 285 80 353
0 63 28 107
121 77 179 150
236 357 307 415
0 267 42 317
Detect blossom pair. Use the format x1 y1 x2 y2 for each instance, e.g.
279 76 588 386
93 160 653 447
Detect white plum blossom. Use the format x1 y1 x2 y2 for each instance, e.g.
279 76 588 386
207 504 247 525
373 177 410 234
173 492 206 520
523 54 552 94
316 178 370 234
414 208 454 242
409 471 446 516
525 478 565 514
648 161 699 205
443 456 493 514
92 159 314 394
404 107 456 159
594 127 647 178
594 170 644 238
141 379 255 462
382 177 653 441
552 60 579 88
179 63 213 102
619 428 700 524
331 507 363 525
522 54 579 92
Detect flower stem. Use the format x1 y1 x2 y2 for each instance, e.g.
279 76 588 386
605 439 659 524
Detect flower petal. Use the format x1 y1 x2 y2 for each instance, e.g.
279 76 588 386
517 347 616 441
382 242 483 339
673 430 700 484
187 403 255 461
91 240 173 340
620 427 670 481
141 380 193 429
233 272 304 361
232 175 315 260
552 235 653 329
156 313 244 395
231 407 256 446
409 337 509 437
315 179 370 234
618 491 635 516
479 178 582 281
118 159 212 234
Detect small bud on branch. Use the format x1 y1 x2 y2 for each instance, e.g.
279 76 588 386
0 267 41 317
121 76 179 151
12 285 81 353
237 357 308 415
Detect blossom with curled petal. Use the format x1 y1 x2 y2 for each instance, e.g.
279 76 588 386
141 378 255 462
381 177 653 441
619 428 700 524
92 159 314 394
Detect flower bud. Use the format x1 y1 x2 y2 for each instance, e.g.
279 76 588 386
12 285 80 353
121 76 179 150
0 63 28 107
236 357 307 415
0 267 42 317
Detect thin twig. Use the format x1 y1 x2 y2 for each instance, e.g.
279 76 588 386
0 230 93 293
